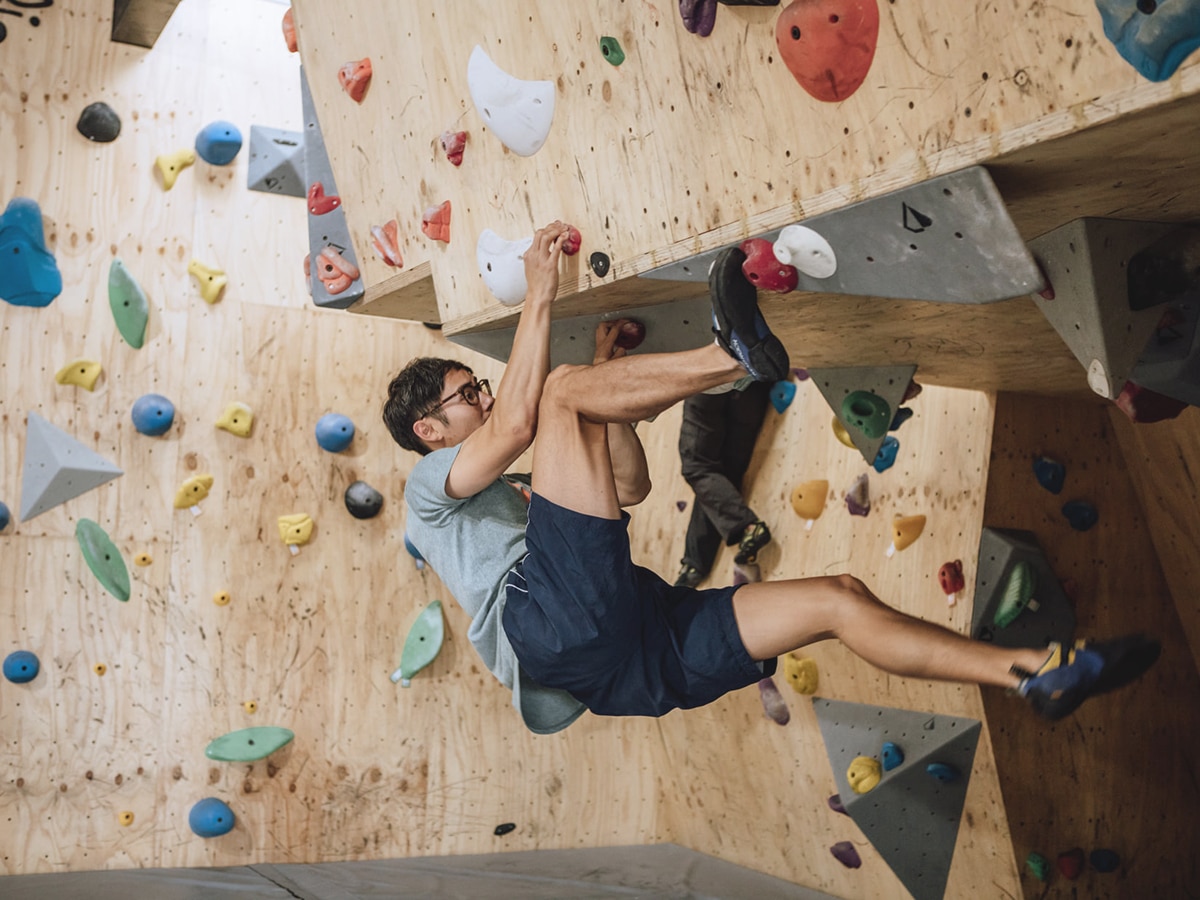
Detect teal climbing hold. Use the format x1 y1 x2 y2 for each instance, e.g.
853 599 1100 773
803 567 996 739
4 650 40 684
1025 851 1050 882
925 761 960 782
0 500 10 532
599 36 626 65
872 435 900 473
1095 0 1200 82
994 560 1035 628
404 532 425 569
770 379 796 413
391 600 444 686
0 197 63 308
108 258 149 348
75 518 130 602
881 740 904 771
205 726 295 762
841 390 891 439
189 797 236 838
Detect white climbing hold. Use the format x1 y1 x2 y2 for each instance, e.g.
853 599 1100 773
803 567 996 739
773 224 837 279
477 229 534 306
467 45 555 157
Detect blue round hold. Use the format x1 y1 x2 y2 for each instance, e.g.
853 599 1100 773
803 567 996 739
189 797 236 837
194 121 243 166
0 500 10 532
131 393 176 436
3 650 40 684
315 413 355 452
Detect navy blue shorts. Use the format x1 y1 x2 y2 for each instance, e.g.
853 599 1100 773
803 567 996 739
502 494 774 718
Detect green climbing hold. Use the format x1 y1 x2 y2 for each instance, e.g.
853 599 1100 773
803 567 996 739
75 518 130 602
205 726 295 762
391 599 444 687
108 258 149 348
841 390 891 439
599 36 625 66
994 560 1036 628
1025 851 1050 882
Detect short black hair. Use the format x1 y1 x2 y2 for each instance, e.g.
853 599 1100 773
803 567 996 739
383 357 472 455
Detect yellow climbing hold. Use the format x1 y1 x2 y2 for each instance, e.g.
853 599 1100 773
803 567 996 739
118 811 135 826
831 416 855 449
847 755 882 794
215 401 254 437
133 551 153 567
278 513 314 546
93 662 107 676
174 473 214 509
155 148 196 190
212 589 231 606
790 480 829 527
783 655 819 695
55 359 103 391
187 259 228 304
243 700 258 714
889 514 926 555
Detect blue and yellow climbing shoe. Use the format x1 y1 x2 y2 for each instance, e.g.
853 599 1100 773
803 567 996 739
1017 634 1161 721
710 247 790 383
734 520 772 565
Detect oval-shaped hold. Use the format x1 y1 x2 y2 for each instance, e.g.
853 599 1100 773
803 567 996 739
758 676 790 725
243 700 258 714
1026 851 1050 882
315 413 355 452
938 559 965 597
3 650 40 684
118 810 135 826
277 513 314 546
1057 847 1085 880
133 551 152 567
494 822 516 836
847 755 881 794
770 379 796 413
466 45 556 157
783 654 818 695
215 401 253 437
391 600 444 686
830 841 863 869
841 390 891 439
175 474 214 509
790 479 828 521
881 741 904 771
926 761 960 783
345 481 384 519
77 101 121 142
845 472 870 517
589 252 611 278
131 393 175 436
194 120 242 166
613 319 645 350
189 797 236 838
1090 848 1121 873
775 0 880 102
1032 455 1065 494
108 258 149 349
891 515 926 553
872 435 900 473
994 560 1036 628
599 35 625 65
55 359 103 391
212 589 231 607
205 725 295 762
76 518 131 601
1062 500 1098 532
93 662 107 676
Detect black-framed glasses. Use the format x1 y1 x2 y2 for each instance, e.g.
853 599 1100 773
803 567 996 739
424 378 491 418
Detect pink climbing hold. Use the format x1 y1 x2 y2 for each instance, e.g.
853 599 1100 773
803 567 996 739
938 559 965 606
775 0 880 103
421 202 451 243
371 220 403 268
740 238 798 293
440 130 467 166
338 58 372 104
307 182 341 216
1114 381 1187 424
315 245 360 294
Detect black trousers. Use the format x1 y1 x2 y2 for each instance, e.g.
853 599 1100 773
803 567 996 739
677 381 771 574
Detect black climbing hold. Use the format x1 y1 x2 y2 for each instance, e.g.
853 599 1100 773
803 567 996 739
1032 456 1065 494
589 251 611 278
1090 848 1121 873
1061 499 1098 532
344 481 384 519
77 102 122 143
494 822 516 836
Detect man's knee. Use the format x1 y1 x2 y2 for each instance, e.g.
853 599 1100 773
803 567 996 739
831 573 877 605
541 364 590 414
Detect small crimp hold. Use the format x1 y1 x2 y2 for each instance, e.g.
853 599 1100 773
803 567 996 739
421 201 452 243
371 220 403 268
188 259 228 304
439 130 467 166
338 58 372 103
155 148 196 190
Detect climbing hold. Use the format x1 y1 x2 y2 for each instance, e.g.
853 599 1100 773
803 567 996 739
133 551 152 567
830 841 862 869
770 379 796 413
881 741 904 771
281 7 297 52
189 798 236 838
55 359 104 392
925 761 960 783
93 663 108 676
0 197 63 307
212 590 231 607
345 481 384 520
758 676 790 724
108 259 149 349
1062 500 1099 532
118 811 134 827
790 480 828 529
1057 847 1085 880
775 0 880 102
773 224 837 278
938 559 965 606
76 518 131 601
1032 455 1065 494
847 755 881 794
338 57 372 103
889 407 914 430
243 700 257 714
77 101 121 142
1090 848 1121 873
3 650 40 684
494 822 517 837
315 245 361 295
467 45 556 157
1095 0 1200 81
421 202 452 244
278 513 314 549
831 417 856 449
439 130 468 166
827 794 848 815
599 35 626 65
589 251 611 278
371 220 403 268
194 121 242 166
187 259 227 304
306 182 341 215
844 472 870 517
562 225 583 256
391 599 445 686
841 390 891 439
675 501 688 512
732 562 761 585
315 413 355 452
131 394 175 436
614 319 646 350
175 475 214 511
783 654 819 694
477 229 533 305
1115 380 1187 423
155 148 196 190
0 501 9 532
887 514 926 557
20 413 123 521
994 560 1036 628
205 725 295 762
1025 851 1050 882
403 532 425 569
872 435 900 473
679 0 719 36
215 401 254 437
740 238 798 293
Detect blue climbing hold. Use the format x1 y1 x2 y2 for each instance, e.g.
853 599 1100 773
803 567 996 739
3 650 40 684
1033 456 1066 494
881 740 904 771
404 532 425 570
769 380 796 413
1095 0 1200 82
872 435 900 473
0 197 63 308
926 762 960 783
0 500 10 532
315 413 355 452
189 797 236 837
889 407 913 431
131 394 176 436
1090 848 1121 873
1062 500 1099 531
194 120 243 166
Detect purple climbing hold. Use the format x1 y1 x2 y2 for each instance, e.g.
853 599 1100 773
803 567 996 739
758 676 790 725
845 472 870 517
1062 499 1099 531
679 0 718 35
830 841 862 868
676 500 688 512
793 368 809 381
827 793 848 815
1033 455 1066 494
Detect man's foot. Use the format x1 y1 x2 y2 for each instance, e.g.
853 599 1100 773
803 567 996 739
710 247 790 383
675 562 705 589
734 520 771 565
1017 634 1161 721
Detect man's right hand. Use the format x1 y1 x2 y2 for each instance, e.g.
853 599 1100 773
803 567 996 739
523 221 570 306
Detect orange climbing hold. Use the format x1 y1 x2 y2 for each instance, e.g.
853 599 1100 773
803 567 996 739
888 514 926 556
338 58 372 103
371 220 403 268
775 0 880 103
315 245 360 294
281 7 297 53
421 201 452 243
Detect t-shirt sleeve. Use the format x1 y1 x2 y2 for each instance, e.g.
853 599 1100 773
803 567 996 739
405 445 466 523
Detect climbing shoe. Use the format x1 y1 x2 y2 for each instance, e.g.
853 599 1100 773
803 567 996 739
674 563 705 589
1017 634 1161 721
734 520 772 565
709 247 790 383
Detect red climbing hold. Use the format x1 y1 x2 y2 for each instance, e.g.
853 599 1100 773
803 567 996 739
740 238 798 293
1114 381 1187 424
775 0 880 103
440 130 468 166
281 7 298 53
1057 847 1085 880
316 245 360 295
307 182 341 216
614 319 646 350
421 202 451 243
938 560 965 605
338 58 373 104
562 225 583 256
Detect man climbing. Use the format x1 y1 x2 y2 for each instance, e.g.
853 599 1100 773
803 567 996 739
383 220 1160 734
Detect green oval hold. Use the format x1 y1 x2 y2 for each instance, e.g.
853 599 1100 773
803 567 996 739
841 390 891 439
391 600 444 687
599 36 625 66
75 518 130 602
108 258 149 349
994 560 1036 628
205 726 295 762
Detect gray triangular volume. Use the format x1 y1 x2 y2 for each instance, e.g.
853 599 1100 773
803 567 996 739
20 412 123 521
247 125 306 198
814 697 981 900
300 67 364 311
807 364 917 464
970 527 1076 650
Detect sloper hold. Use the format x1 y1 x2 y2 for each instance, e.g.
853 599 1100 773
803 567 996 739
4 650 41 684
131 394 175 436
0 197 63 308
20 413 123 521
467 45 556 157
189 798 235 838
477 229 533 305
1095 0 1200 81
195 120 243 166
758 676 790 724
205 726 295 762
807 365 917 464
391 600 445 686
776 0 880 101
108 259 149 348
77 102 121 142
76 518 131 601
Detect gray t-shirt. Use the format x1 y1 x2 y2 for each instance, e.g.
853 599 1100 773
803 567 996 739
404 445 585 734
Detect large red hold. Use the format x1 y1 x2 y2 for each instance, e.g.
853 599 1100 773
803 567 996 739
775 0 880 103
740 238 798 293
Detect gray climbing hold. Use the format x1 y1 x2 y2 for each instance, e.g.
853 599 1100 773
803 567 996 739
20 412 123 521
